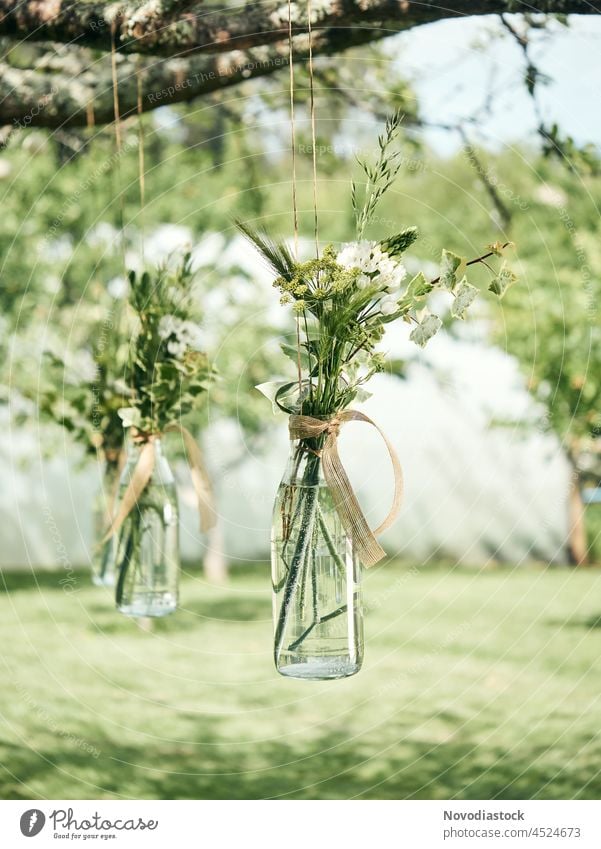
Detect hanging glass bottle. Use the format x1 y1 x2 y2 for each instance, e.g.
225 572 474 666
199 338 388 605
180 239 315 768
115 437 179 617
91 458 121 587
271 432 364 680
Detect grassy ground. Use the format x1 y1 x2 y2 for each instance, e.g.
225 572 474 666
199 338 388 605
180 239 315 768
2 561 601 800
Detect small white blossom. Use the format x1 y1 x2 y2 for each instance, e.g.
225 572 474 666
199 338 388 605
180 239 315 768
159 315 203 357
167 339 186 358
107 276 129 299
380 262 408 293
337 241 380 273
338 242 407 295
158 315 178 340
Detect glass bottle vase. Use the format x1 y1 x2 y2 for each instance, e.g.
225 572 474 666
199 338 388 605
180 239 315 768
91 460 121 587
115 437 179 618
271 437 364 679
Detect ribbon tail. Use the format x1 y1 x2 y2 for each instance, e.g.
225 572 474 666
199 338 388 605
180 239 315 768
321 433 387 568
343 411 403 538
166 423 216 532
104 449 127 525
102 442 155 543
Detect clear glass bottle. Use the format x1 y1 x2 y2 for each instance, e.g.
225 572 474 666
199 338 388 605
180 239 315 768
271 436 364 679
115 437 179 618
91 459 120 587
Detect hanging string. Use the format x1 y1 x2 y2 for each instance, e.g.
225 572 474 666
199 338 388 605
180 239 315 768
306 0 319 257
86 100 95 130
287 0 299 258
135 57 146 263
110 24 122 157
287 0 303 398
109 23 127 272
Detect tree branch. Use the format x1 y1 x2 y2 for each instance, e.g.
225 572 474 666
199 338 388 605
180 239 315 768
0 1 597 58
0 26 390 128
1 0 599 129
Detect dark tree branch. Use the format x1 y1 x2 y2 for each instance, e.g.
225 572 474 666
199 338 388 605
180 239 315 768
0 1 598 58
0 1 599 129
0 26 390 128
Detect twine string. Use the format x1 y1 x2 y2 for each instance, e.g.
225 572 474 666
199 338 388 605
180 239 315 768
289 411 403 567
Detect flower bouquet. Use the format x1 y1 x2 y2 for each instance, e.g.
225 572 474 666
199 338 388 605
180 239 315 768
19 299 130 586
239 111 516 679
106 252 216 618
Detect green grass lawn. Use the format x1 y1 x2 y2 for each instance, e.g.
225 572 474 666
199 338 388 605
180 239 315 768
2 561 601 800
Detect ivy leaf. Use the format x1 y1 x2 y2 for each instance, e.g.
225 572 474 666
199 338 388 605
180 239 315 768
118 406 141 428
489 262 518 297
397 271 431 314
409 313 442 348
280 342 310 370
256 380 304 414
406 271 431 299
439 250 465 291
354 387 373 403
451 278 479 320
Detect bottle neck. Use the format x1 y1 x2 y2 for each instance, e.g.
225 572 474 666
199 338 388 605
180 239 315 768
284 439 325 487
123 435 174 485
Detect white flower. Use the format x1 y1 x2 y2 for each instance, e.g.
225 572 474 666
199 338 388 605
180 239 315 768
381 262 408 293
356 273 371 289
179 319 204 350
167 338 186 358
379 296 398 316
159 315 203 356
159 315 178 340
107 276 129 299
337 241 381 273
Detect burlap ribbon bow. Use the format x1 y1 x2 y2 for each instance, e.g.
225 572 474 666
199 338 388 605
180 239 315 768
103 423 215 542
289 410 403 567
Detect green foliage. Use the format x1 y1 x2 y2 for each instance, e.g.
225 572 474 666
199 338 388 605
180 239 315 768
124 253 215 435
352 109 404 239
241 115 515 413
380 226 419 257
488 262 518 296
14 296 131 463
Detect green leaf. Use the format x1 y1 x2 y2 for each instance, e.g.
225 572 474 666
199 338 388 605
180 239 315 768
395 272 431 316
409 314 442 348
439 250 464 291
406 271 431 299
489 262 518 297
354 387 373 403
451 278 479 320
280 342 310 370
256 381 299 414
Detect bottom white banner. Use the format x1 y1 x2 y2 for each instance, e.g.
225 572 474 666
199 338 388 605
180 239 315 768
0 800 599 848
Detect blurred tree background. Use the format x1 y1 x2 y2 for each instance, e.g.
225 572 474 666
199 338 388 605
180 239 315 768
1 3 601 802
3 36 601 563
